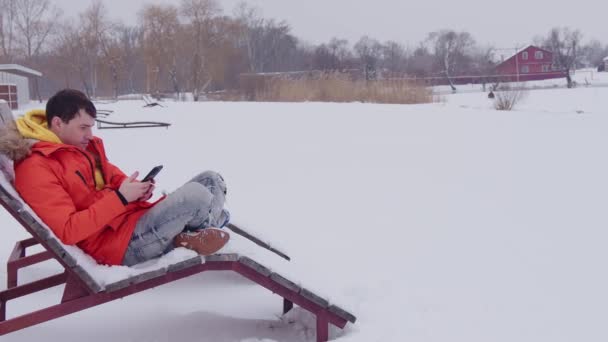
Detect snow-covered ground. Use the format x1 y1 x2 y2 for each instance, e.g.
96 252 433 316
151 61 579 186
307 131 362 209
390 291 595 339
1 84 607 342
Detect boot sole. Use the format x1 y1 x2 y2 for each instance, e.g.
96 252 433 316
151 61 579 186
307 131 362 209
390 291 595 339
174 228 230 255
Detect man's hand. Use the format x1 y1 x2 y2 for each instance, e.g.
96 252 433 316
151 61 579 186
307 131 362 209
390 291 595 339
118 172 153 203
137 178 155 202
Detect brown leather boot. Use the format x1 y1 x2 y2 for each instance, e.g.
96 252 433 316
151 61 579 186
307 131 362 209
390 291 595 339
173 228 230 255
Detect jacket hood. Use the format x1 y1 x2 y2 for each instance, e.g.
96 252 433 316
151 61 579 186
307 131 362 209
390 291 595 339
0 109 74 162
15 109 62 144
0 115 35 162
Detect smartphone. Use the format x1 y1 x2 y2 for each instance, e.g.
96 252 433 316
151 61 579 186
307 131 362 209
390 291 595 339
142 165 163 182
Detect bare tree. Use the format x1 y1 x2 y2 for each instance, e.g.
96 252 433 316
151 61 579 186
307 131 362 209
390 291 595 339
13 0 58 59
80 0 114 97
13 0 60 100
580 39 608 69
49 1 113 98
233 2 263 72
380 40 408 73
83 2 138 98
117 25 144 94
99 26 129 98
53 22 94 96
470 45 496 91
313 44 340 70
139 4 180 96
233 2 298 73
313 38 352 72
406 43 434 78
328 38 351 62
541 27 582 88
427 30 475 91
262 21 298 72
209 15 256 89
180 0 221 100
354 36 382 80
0 0 19 62
250 20 295 72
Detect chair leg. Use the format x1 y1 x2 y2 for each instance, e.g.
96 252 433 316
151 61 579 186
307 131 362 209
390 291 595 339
0 300 5 322
7 264 17 289
7 241 24 289
316 313 329 342
61 275 89 303
283 299 293 314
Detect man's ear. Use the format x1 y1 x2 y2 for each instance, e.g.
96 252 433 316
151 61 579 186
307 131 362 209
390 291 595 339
50 116 63 130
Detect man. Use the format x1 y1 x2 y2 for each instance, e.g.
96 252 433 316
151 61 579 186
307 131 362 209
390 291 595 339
11 89 230 266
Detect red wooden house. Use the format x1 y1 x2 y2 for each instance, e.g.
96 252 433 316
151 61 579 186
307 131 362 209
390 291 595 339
495 45 567 82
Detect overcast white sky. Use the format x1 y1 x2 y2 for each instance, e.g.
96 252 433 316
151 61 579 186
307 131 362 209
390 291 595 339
52 0 606 49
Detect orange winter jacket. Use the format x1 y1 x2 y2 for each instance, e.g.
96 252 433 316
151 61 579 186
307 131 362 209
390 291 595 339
14 137 158 265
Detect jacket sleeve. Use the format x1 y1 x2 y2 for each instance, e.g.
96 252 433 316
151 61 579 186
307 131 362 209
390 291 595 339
15 160 128 245
105 161 128 190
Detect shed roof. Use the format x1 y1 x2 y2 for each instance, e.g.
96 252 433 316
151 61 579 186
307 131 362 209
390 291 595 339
0 64 42 77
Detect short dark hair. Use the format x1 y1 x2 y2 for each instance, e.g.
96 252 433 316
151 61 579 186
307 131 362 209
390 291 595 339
46 89 96 126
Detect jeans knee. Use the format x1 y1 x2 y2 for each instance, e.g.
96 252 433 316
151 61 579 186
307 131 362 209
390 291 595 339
180 182 213 212
194 170 227 195
201 170 224 183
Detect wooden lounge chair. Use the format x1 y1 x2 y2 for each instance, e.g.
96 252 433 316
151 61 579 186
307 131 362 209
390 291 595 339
143 95 164 108
95 109 113 117
95 118 171 130
0 101 356 341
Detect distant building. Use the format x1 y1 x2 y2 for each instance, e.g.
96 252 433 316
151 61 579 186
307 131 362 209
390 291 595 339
0 64 42 110
604 56 608 71
495 45 566 82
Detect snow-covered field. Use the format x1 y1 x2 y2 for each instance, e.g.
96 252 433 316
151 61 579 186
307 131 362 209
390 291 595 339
1 83 607 342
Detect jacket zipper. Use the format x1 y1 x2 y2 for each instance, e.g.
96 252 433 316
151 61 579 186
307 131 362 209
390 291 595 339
75 170 88 186
76 149 97 186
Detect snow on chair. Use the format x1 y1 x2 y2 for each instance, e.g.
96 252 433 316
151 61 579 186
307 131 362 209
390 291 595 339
0 101 355 341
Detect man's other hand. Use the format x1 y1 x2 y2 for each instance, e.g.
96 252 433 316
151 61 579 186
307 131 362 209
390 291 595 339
119 172 152 203
137 180 155 202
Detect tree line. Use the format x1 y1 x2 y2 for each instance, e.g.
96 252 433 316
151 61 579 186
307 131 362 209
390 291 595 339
1 0 607 99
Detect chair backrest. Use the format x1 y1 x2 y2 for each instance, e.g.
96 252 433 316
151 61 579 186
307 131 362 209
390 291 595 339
0 101 15 184
0 100 12 126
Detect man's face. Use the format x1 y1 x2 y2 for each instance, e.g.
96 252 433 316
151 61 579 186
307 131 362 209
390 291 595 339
51 109 95 150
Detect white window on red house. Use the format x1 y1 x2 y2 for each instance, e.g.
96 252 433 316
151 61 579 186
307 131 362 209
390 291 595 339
535 51 544 59
522 51 528 60
542 64 550 72
521 65 529 73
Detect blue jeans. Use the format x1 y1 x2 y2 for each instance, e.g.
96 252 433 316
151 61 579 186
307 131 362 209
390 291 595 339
122 171 228 266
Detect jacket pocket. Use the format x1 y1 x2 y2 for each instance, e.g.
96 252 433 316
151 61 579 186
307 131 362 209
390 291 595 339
75 170 88 186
